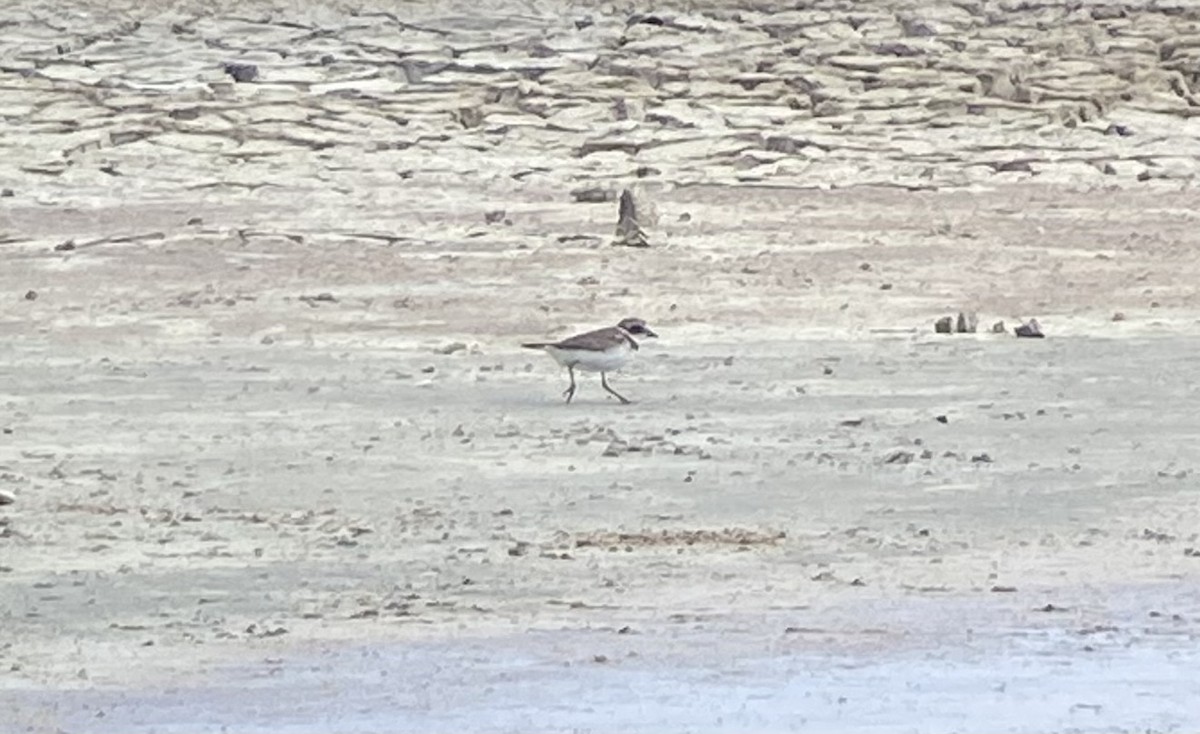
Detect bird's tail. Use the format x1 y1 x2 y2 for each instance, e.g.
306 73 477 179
521 342 550 349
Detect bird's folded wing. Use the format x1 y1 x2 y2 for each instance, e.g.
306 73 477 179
553 327 629 351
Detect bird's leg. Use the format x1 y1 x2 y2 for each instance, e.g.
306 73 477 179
601 372 631 404
563 365 577 403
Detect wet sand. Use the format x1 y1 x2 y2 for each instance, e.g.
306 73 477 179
15 592 1200 733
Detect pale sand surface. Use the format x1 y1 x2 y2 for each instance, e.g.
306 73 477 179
2 0 1200 732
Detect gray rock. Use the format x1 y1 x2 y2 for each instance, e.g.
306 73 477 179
613 189 648 247
885 450 915 464
1014 318 1044 338
993 160 1034 174
955 311 978 333
872 42 923 57
453 107 484 129
222 63 259 83
900 18 938 37
571 187 613 203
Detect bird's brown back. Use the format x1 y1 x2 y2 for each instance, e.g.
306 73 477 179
550 326 638 352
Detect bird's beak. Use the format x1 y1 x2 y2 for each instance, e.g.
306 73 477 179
644 328 658 338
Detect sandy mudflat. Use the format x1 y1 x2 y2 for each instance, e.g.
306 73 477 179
2 0 1200 732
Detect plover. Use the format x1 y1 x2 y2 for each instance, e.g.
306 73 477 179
522 317 657 404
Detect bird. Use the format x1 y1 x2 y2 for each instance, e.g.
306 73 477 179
522 317 657 404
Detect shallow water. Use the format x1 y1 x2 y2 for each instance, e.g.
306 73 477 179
12 606 1199 734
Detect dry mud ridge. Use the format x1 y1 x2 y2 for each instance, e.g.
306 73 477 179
2 1 1200 732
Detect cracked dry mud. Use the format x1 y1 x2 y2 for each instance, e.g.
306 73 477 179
2 0 1200 732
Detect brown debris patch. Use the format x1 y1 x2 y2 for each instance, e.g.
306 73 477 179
574 528 786 550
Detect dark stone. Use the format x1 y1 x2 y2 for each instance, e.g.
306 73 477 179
1036 603 1069 612
1090 6 1126 20
571 187 612 203
1014 318 1044 338
994 160 1033 173
872 42 923 57
613 189 647 247
223 63 259 83
627 14 665 26
901 18 938 37
885 450 915 464
955 311 978 333
764 136 808 154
